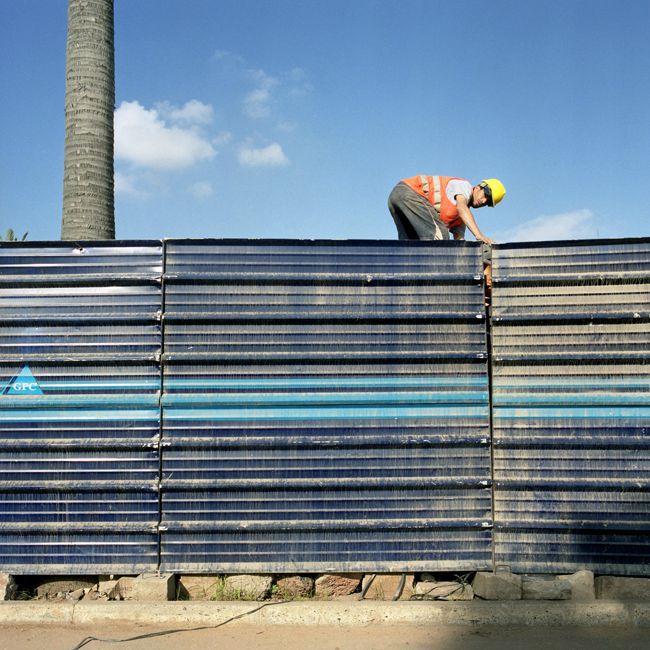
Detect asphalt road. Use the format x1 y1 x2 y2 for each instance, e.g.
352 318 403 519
1 623 649 650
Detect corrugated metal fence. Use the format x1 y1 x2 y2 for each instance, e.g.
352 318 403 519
0 237 648 575
159 240 491 572
0 242 162 573
491 239 650 576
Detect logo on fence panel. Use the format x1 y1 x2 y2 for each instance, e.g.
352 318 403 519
2 366 44 395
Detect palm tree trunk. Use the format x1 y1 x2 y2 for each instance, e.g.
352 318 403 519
61 0 115 240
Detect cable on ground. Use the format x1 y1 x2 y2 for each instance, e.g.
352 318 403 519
69 600 286 649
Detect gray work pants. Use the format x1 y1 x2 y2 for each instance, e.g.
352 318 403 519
387 182 449 240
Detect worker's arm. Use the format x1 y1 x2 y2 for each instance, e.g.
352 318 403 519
455 195 495 245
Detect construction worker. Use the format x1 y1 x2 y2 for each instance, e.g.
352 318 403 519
387 175 506 244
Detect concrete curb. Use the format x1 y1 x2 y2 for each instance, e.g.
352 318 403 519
1 600 649 627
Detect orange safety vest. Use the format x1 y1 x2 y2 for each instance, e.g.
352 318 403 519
401 175 467 229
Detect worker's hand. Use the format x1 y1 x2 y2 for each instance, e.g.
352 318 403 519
476 234 495 245
455 197 495 246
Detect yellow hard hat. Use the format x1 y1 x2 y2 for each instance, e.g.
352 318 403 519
480 178 506 207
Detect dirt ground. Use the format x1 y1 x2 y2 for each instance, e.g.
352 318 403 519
0 623 649 650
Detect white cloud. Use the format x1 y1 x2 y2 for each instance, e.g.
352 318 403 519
502 209 596 242
244 87 273 118
288 67 306 82
211 49 245 67
114 172 148 198
243 70 278 118
212 130 233 146
160 99 214 125
213 51 310 123
115 100 215 170
188 181 214 199
285 67 313 96
276 121 297 133
248 68 278 89
238 143 289 167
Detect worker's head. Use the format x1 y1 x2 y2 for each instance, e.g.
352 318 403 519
474 179 506 208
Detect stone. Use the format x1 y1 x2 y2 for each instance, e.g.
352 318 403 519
0 574 17 601
522 577 571 600
452 584 474 601
415 580 449 597
414 580 473 601
82 589 103 601
96 580 118 596
560 570 595 601
110 577 136 600
36 578 96 598
68 588 86 601
130 573 175 602
177 575 222 601
595 576 650 601
315 574 362 598
274 576 314 599
361 574 414 601
224 575 273 601
472 571 522 600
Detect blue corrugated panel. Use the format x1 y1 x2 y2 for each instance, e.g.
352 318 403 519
491 238 650 575
160 240 491 572
0 242 162 574
0 242 162 282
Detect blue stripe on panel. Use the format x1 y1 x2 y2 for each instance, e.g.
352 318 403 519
164 405 489 422
0 409 160 422
495 406 650 419
164 376 489 390
161 390 489 407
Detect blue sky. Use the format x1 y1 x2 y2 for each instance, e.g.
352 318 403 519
1 0 649 242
